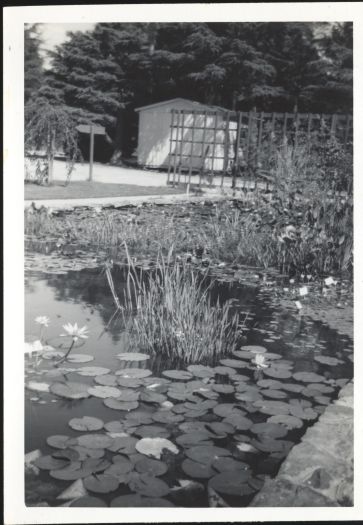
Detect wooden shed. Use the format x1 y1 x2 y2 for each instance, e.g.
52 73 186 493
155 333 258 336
135 98 233 170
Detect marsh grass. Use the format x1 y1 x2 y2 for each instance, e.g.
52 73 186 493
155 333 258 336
118 245 241 364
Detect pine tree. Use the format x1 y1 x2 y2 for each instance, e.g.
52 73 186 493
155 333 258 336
24 24 44 103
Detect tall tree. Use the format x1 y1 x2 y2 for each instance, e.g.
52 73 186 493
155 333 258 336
24 23 44 102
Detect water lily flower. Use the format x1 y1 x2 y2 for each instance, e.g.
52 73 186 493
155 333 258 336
253 354 268 369
61 323 89 342
35 316 50 327
24 340 43 355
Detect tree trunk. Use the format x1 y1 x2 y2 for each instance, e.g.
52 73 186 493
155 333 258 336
47 128 55 185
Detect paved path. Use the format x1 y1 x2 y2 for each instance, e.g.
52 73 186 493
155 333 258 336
250 381 354 507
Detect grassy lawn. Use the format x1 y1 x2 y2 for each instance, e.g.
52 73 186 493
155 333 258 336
25 181 185 200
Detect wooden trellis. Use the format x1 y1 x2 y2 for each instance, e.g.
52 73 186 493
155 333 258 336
167 109 353 188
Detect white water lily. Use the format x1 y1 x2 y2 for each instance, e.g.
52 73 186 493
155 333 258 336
253 354 268 369
35 316 50 327
24 340 43 355
61 323 89 342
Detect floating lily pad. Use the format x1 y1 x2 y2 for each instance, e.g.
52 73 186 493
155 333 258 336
104 398 139 411
241 345 267 354
135 437 179 459
77 434 114 449
107 436 138 454
116 368 152 379
267 414 303 429
257 379 283 389
56 479 87 501
176 433 212 448
47 435 72 449
134 457 168 476
222 414 252 431
129 473 170 498
212 457 250 473
162 370 193 381
50 382 90 400
289 406 318 421
235 390 262 403
84 474 119 494
125 411 154 426
181 458 215 479
69 446 105 460
187 365 215 378
213 366 237 376
117 352 150 362
254 400 291 416
186 445 230 465
292 372 325 383
69 496 107 507
33 455 69 470
208 470 254 496
117 377 142 388
94 374 118 387
184 399 217 412
232 350 255 360
212 384 234 395
52 449 80 462
263 352 282 360
68 417 104 432
135 425 171 439
110 494 174 507
140 391 166 404
280 383 304 393
314 355 342 366
251 438 294 454
104 421 125 433
42 350 65 360
250 422 288 439
205 421 234 437
82 457 111 473
49 462 89 480
179 421 209 434
152 411 184 425
306 383 334 394
314 395 331 405
213 403 247 419
219 359 247 368
88 386 121 399
105 457 133 479
261 389 287 399
76 367 110 377
66 354 94 364
263 367 292 379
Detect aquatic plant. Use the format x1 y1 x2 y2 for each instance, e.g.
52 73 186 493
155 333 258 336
119 245 241 364
57 323 89 363
35 315 50 343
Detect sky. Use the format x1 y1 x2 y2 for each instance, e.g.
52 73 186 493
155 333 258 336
39 23 95 66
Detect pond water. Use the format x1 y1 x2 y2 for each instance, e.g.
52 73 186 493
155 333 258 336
25 263 353 507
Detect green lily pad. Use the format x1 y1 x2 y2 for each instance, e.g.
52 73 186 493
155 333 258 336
46 435 72 449
42 350 65 360
135 425 171 439
222 414 252 431
232 350 254 360
212 457 250 473
314 355 343 366
52 449 80 462
251 438 294 454
250 422 288 439
208 470 254 496
306 383 334 394
182 458 215 479
77 434 114 449
257 379 283 389
107 436 138 454
69 496 107 507
117 377 142 388
140 390 167 404
135 437 179 459
267 414 303 429
292 372 325 383
26 381 50 393
254 400 291 416
33 455 69 470
187 365 215 378
66 354 94 363
162 370 193 381
104 457 133 479
128 473 170 498
219 359 247 368
87 385 121 399
152 411 184 425
134 457 168 476
116 368 152 379
76 367 111 377
289 406 318 421
212 384 234 395
280 383 304 393
186 445 230 465
205 422 234 437
94 374 118 387
56 479 87 501
84 473 119 493
241 345 267 354
50 382 90 400
261 389 287 399
213 403 247 418
82 457 111 473
110 494 174 507
117 352 150 362
69 417 104 432
263 367 292 379
176 433 212 448
68 446 105 460
49 462 89 480
213 366 237 376
103 398 139 411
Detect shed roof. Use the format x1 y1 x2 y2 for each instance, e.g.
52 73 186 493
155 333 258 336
135 97 227 112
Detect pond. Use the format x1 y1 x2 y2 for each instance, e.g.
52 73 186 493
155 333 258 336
25 262 353 508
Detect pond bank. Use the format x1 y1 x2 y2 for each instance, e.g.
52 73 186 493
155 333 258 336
250 380 353 507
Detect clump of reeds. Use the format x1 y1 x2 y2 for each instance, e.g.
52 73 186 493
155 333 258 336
119 244 241 364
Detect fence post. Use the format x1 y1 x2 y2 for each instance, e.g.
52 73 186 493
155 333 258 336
167 109 175 185
200 110 208 187
221 111 231 188
188 110 196 186
232 112 242 190
178 110 186 185
172 110 180 187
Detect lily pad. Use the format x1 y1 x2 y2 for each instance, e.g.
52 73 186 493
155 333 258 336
105 458 133 479
88 386 121 399
241 345 267 354
181 458 215 479
257 379 283 389
68 446 105 460
219 359 247 368
52 449 80 462
135 437 179 459
186 445 230 465
117 352 150 362
69 496 107 507
107 436 138 454
26 381 50 393
116 368 152 379
82 457 111 473
280 383 304 393
213 366 237 376
94 374 118 387
125 411 154 426
117 377 142 388
205 422 234 437
213 403 247 419
135 425 171 439
212 384 234 395
33 455 69 470
251 438 294 454
77 434 114 449
47 435 72 449
250 422 288 438
103 398 139 411
263 367 292 379
254 400 291 416
49 462 90 481
267 414 303 429
314 355 342 366
42 350 65 360
187 365 215 378
232 350 255 360
289 406 318 421
134 457 168 476
84 474 119 494
222 414 252 431
176 433 212 448
66 354 94 363
235 390 263 402
50 382 90 400
140 390 167 404
306 383 334 394
110 494 174 507
76 367 110 377
212 457 250 473
292 372 325 383
68 417 104 432
152 411 184 425
261 389 287 399
56 479 87 501
208 471 255 496
128 473 170 498
162 370 193 381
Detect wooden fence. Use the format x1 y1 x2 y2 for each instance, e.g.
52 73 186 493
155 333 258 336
167 109 353 188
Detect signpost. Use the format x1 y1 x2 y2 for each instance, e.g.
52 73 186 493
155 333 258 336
76 124 106 182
